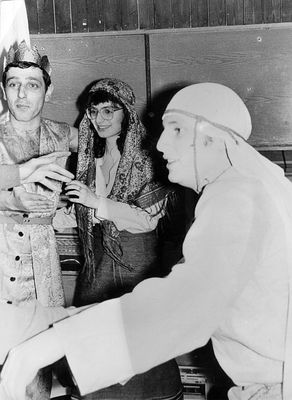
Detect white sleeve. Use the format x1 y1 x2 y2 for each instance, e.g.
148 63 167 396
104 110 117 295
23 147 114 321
53 184 265 395
94 197 164 233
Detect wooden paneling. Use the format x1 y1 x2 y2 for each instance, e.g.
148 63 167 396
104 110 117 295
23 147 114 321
263 0 281 23
25 0 39 33
37 0 55 34
25 0 292 33
173 0 191 29
209 0 226 26
282 0 292 22
87 0 105 32
122 0 138 30
31 34 147 126
149 26 292 147
226 0 244 25
104 0 122 31
153 0 173 29
191 0 208 27
55 0 71 34
244 0 262 24
139 0 155 29
71 0 88 33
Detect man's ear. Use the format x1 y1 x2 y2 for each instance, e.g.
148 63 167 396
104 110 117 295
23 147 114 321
0 83 7 101
45 83 54 102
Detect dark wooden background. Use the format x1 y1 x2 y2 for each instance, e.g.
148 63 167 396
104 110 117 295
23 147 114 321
26 0 292 34
24 0 292 149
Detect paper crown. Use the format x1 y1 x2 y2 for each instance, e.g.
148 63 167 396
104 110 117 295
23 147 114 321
6 40 51 75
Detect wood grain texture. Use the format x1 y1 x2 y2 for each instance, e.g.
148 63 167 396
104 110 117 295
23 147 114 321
25 0 39 33
191 0 208 27
226 0 244 25
153 0 173 29
282 0 292 22
55 0 71 33
104 0 122 31
262 0 281 23
173 0 191 28
87 0 104 32
138 0 155 29
71 0 88 33
37 0 55 33
122 0 138 30
244 0 262 24
209 0 226 26
149 26 292 147
31 34 147 126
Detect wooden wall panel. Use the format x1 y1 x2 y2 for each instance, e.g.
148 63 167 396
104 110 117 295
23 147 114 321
173 0 191 28
25 0 292 33
25 0 39 33
262 0 281 23
31 34 147 126
209 0 226 26
87 0 105 32
71 0 88 32
226 0 244 25
191 0 208 27
37 0 55 34
138 0 155 29
122 0 138 30
149 26 292 147
55 0 71 33
153 0 173 29
282 0 292 22
244 0 262 24
104 0 122 31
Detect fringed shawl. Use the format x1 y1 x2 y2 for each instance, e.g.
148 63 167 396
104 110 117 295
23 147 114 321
76 78 167 276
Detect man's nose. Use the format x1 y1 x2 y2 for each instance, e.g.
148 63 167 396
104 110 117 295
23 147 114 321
18 84 27 98
156 129 167 153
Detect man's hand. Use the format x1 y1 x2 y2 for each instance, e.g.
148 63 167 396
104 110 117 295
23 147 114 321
19 152 74 191
0 329 64 400
9 187 54 213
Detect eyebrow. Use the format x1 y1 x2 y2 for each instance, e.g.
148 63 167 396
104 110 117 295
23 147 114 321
6 76 43 84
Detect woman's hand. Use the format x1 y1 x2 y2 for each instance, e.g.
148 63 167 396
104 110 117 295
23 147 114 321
0 328 64 400
65 180 101 209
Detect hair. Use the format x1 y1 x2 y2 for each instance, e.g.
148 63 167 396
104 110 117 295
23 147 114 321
2 61 51 91
87 90 129 158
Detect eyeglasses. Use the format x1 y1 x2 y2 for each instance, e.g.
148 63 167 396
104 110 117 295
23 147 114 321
87 105 122 121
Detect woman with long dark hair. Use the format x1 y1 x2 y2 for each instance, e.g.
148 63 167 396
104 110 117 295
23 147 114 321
65 78 183 400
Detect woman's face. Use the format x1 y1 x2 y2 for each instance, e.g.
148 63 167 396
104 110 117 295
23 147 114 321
87 101 124 139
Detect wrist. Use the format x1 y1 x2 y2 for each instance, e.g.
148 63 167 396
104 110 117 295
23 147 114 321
18 163 29 183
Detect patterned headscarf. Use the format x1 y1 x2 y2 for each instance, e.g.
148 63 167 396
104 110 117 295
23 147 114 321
76 78 162 275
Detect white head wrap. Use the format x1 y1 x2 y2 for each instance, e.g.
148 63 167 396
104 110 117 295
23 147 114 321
164 82 292 398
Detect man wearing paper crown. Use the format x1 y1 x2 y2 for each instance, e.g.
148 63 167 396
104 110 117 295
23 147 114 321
0 40 78 399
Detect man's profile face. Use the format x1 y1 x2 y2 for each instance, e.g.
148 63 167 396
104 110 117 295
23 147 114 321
157 113 196 190
3 66 50 124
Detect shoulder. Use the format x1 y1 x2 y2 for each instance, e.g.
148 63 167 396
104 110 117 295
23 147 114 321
197 170 271 219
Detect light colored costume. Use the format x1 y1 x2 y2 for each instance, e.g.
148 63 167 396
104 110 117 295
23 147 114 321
0 119 70 307
0 119 70 400
53 83 292 400
0 165 19 189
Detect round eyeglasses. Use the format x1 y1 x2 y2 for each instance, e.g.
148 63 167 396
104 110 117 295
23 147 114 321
87 105 122 121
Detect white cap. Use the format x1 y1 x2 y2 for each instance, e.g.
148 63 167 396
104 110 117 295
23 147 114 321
163 82 252 140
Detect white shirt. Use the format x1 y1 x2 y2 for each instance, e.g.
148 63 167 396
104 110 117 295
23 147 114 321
53 167 289 394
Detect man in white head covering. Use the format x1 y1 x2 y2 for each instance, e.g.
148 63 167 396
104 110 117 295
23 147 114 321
1 82 292 400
